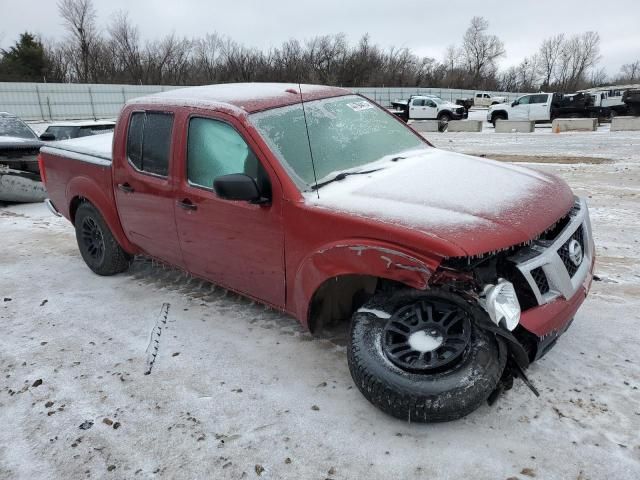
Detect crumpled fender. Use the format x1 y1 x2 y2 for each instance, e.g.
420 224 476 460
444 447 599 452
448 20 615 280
292 239 442 328
66 175 138 254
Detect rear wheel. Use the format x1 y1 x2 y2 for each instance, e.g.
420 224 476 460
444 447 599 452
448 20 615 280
348 288 506 422
74 202 131 276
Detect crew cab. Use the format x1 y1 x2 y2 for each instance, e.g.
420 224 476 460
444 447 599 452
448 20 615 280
39 83 595 422
487 92 606 126
391 95 467 122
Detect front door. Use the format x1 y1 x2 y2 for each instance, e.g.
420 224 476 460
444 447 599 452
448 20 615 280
113 110 184 267
174 114 285 307
510 95 531 120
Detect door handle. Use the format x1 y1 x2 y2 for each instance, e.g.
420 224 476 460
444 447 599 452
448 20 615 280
177 199 197 211
118 183 134 193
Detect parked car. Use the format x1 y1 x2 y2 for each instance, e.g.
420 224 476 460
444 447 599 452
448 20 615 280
487 92 607 126
39 120 116 141
391 95 467 122
0 112 46 203
39 83 595 422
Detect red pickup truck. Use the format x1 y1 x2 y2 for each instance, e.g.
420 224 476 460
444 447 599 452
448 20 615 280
39 83 595 422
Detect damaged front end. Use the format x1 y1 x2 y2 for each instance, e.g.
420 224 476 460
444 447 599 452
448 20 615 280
429 198 595 399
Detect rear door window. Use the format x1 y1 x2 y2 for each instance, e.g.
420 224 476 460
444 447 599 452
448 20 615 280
126 112 174 177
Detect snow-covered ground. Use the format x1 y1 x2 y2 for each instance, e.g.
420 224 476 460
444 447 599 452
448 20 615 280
1 129 640 479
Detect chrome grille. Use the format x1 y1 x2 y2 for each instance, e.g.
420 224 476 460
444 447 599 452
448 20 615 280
530 267 550 294
513 198 594 306
558 226 584 277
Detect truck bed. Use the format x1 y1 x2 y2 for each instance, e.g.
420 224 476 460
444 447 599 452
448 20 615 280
39 132 115 221
41 132 113 164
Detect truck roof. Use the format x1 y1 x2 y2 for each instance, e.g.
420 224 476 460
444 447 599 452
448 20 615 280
129 83 352 114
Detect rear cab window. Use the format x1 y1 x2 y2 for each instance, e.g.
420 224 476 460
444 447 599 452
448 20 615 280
126 112 174 177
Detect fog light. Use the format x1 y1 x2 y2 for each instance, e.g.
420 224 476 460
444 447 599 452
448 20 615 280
481 279 521 331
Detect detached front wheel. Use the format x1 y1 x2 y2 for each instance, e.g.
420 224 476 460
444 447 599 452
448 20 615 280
348 289 505 422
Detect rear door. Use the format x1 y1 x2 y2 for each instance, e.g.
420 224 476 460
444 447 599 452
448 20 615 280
409 98 428 119
528 94 551 121
173 113 285 307
113 110 184 267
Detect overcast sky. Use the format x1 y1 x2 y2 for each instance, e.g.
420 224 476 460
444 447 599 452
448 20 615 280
1 0 638 76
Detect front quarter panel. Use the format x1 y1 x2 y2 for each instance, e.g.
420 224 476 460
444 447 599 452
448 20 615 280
292 239 441 328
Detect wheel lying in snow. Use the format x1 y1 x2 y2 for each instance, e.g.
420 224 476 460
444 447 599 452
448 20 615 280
74 202 131 276
348 288 506 422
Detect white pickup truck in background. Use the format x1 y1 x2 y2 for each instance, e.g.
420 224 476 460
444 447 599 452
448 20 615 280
390 95 467 122
487 92 608 126
472 92 506 107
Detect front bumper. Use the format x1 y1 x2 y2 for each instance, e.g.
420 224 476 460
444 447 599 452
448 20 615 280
512 197 595 351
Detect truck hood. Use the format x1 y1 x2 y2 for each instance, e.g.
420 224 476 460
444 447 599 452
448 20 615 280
489 102 510 111
305 148 574 256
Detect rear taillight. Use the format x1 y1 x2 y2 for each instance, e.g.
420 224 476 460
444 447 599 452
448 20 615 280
37 154 47 185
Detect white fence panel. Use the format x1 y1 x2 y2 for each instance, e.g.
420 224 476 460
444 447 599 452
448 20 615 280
0 82 527 121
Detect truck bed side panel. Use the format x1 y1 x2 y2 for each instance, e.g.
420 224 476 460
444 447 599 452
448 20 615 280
40 151 137 254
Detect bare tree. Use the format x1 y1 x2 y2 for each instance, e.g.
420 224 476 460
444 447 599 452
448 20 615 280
538 34 564 89
461 17 505 87
619 60 640 82
58 0 99 82
108 11 142 83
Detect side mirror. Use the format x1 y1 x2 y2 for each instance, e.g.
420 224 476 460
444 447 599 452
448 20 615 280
213 173 268 204
511 101 517 107
39 132 56 141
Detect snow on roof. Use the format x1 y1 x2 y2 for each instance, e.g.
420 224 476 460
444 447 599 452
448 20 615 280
43 132 113 161
129 83 351 113
46 120 115 127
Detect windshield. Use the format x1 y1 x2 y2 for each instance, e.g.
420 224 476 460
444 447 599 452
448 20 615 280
0 116 38 140
251 95 426 189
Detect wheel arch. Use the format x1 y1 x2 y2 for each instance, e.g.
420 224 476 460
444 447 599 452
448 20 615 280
491 110 508 122
293 241 442 332
66 177 138 254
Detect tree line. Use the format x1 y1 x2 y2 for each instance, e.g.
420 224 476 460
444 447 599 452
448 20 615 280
1 0 638 92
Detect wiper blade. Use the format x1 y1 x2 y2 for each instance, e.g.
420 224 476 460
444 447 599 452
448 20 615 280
311 168 382 190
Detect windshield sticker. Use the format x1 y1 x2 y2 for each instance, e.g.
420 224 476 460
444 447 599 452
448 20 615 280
346 101 374 112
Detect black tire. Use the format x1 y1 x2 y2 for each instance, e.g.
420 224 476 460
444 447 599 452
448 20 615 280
347 288 506 422
491 112 507 127
74 202 131 276
438 112 452 123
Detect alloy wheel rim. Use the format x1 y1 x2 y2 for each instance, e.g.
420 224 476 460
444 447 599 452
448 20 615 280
81 217 105 263
382 299 471 373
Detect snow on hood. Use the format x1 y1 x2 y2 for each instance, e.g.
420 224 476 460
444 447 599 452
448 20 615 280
305 148 574 256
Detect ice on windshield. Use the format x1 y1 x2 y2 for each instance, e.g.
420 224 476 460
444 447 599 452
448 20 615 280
250 95 426 188
0 116 38 140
